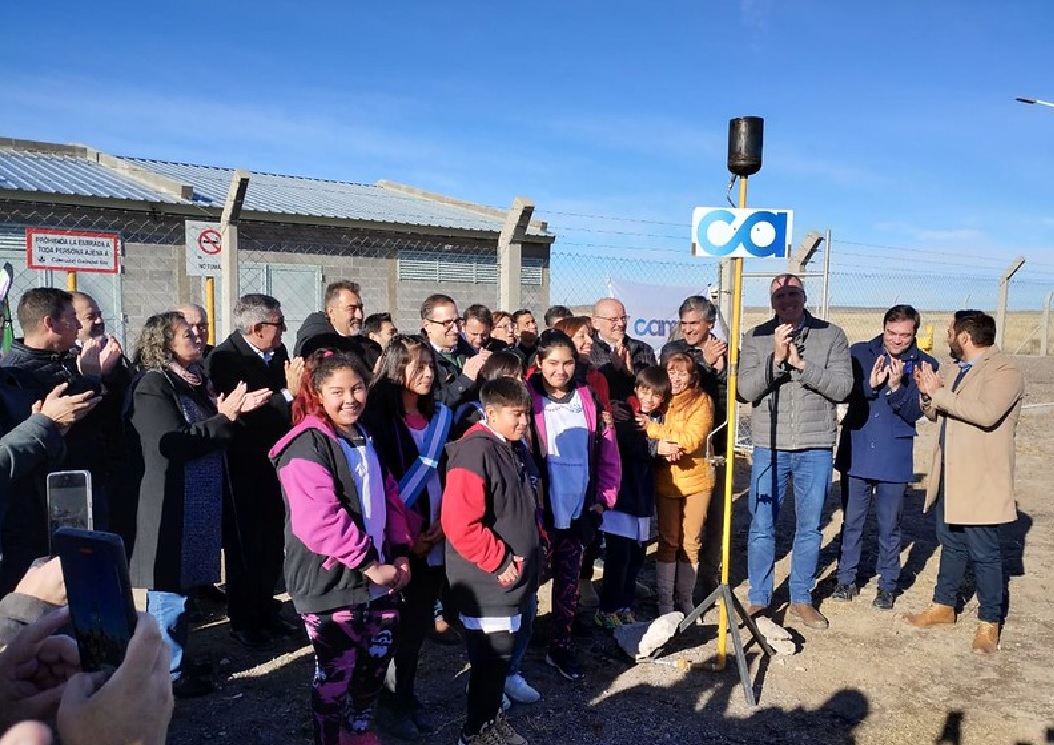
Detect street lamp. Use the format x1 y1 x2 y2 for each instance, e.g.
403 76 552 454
1016 96 1054 109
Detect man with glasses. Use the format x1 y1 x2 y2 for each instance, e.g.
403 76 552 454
206 294 304 649
589 298 657 403
832 305 937 611
420 294 489 409
661 295 729 597
739 274 852 630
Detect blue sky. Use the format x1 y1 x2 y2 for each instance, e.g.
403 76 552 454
2 1 1053 304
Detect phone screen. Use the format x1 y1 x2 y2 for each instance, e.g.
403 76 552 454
47 471 93 545
54 528 136 673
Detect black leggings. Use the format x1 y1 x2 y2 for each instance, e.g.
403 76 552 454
599 533 645 613
391 560 443 703
463 627 515 736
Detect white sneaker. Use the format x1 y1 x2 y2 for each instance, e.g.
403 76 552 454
504 672 541 704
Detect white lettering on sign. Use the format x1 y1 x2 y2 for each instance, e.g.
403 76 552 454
185 220 222 277
26 229 120 273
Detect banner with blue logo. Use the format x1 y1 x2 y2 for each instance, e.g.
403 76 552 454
692 207 793 259
607 279 728 356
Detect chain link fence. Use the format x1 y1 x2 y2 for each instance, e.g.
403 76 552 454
0 199 553 351
2 196 1052 358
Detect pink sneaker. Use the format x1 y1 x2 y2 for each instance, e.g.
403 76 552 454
345 731 382 745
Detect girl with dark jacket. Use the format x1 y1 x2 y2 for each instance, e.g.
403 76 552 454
126 312 270 697
360 335 453 740
270 350 412 745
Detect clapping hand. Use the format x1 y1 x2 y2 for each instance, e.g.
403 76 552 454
702 336 728 371
32 383 101 433
98 336 123 375
216 381 249 421
869 355 889 389
76 339 102 378
773 324 794 365
284 357 305 397
240 386 272 413
917 362 943 397
887 357 905 392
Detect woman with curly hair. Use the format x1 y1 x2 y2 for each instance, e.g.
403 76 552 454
125 311 270 698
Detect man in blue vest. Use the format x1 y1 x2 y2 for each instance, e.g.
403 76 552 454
831 305 937 610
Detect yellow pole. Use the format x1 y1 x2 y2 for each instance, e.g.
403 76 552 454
67 271 77 291
204 276 216 345
715 176 748 669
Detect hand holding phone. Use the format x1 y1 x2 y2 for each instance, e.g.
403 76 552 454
57 612 173 745
52 529 136 674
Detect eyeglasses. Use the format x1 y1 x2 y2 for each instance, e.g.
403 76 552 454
426 318 459 329
345 304 364 312
596 316 629 323
260 318 287 330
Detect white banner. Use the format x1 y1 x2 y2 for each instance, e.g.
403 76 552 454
606 278 727 356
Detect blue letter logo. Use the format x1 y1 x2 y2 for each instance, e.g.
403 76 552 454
691 208 793 259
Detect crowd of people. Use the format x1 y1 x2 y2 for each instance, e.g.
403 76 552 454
0 272 1024 745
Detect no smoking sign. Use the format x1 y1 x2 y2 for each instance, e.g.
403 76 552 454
185 220 222 277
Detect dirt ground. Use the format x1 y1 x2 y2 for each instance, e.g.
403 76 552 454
168 355 1054 745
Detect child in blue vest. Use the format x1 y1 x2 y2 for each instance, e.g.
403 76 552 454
526 329 621 680
361 335 452 740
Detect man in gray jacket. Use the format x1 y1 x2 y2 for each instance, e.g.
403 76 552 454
738 274 852 629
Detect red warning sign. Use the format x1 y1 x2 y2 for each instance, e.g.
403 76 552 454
198 229 222 255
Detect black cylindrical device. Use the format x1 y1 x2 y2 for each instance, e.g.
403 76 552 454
727 116 764 177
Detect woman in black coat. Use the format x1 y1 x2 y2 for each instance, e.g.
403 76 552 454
125 311 269 697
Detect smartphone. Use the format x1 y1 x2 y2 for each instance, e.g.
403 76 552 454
52 528 137 673
47 470 93 548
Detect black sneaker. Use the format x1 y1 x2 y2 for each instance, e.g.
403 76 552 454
830 583 859 602
375 698 421 741
545 646 583 680
409 696 437 734
873 588 895 610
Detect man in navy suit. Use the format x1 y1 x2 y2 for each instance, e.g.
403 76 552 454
832 305 938 610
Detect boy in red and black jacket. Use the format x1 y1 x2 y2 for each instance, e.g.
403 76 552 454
442 377 540 745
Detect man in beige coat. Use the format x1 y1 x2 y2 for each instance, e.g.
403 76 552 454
906 311 1024 654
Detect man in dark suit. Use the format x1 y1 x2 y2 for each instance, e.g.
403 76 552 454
206 294 302 649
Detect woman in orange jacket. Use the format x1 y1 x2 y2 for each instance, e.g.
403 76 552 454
644 352 715 616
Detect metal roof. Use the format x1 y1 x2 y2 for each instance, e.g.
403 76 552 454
0 144 548 236
122 158 529 234
0 151 179 203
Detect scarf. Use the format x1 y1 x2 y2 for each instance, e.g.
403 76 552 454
167 360 204 388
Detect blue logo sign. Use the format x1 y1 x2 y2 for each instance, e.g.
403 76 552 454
691 208 793 259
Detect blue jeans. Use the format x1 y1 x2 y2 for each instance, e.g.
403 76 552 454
836 477 906 592
747 447 833 606
146 590 188 679
933 496 1004 622
508 592 537 675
